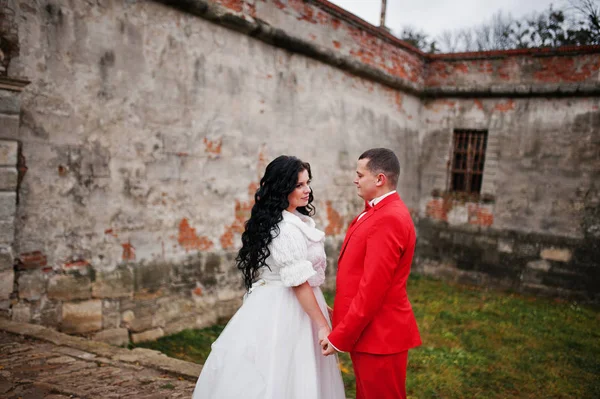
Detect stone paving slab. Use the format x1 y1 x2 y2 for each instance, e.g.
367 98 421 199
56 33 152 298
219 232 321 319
0 319 200 398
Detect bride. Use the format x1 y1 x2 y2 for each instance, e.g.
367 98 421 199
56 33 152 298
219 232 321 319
192 155 346 399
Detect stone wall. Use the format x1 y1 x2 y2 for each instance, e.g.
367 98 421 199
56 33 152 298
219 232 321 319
1 0 422 343
0 0 598 342
415 219 598 299
425 47 600 95
418 90 600 302
158 0 426 92
0 88 19 319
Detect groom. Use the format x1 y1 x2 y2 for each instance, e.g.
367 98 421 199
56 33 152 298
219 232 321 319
322 148 421 399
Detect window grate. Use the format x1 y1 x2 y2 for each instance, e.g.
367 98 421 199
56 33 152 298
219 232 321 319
448 129 488 194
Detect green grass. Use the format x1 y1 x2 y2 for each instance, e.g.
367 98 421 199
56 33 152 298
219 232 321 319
133 275 600 398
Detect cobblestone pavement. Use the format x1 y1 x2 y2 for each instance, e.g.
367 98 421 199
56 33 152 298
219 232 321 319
0 329 197 398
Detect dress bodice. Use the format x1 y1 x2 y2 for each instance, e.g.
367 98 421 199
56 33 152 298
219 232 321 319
258 210 327 287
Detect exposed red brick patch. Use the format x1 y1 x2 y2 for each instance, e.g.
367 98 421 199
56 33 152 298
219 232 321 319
246 1 256 17
497 61 514 81
19 251 47 270
426 199 448 221
203 137 222 155
426 61 467 86
234 200 253 224
332 40 341 49
477 60 494 74
248 181 259 197
220 229 235 250
348 43 420 83
283 0 317 24
178 218 214 252
220 199 254 250
494 100 515 112
316 11 329 25
192 286 203 296
273 0 286 10
394 93 403 112
62 259 91 274
427 53 600 87
533 56 600 83
311 0 425 56
474 99 484 110
324 201 343 236
221 151 267 249
468 204 494 226
216 0 243 13
64 260 90 268
121 242 136 261
455 63 469 73
104 228 118 237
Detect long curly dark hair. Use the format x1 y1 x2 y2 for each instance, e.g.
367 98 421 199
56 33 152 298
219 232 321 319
236 155 315 290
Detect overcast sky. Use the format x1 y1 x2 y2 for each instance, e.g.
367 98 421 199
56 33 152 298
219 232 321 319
329 0 563 39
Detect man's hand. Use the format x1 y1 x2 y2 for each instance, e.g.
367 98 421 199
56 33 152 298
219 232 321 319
321 336 336 356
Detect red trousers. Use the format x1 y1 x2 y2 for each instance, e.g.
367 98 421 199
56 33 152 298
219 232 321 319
350 350 408 399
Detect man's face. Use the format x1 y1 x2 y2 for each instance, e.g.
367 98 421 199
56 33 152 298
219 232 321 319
354 158 379 201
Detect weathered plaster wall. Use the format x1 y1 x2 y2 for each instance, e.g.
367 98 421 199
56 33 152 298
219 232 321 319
418 97 600 299
246 0 425 87
3 0 421 343
1 0 598 342
158 0 425 93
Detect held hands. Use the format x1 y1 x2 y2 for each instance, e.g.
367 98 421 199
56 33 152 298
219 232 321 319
318 325 336 356
321 336 336 356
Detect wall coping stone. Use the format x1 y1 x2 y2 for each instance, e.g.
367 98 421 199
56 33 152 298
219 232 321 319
156 0 600 98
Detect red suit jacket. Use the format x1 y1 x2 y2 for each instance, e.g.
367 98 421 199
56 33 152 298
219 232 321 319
329 193 421 354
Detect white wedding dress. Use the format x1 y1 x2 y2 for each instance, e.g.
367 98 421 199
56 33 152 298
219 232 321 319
192 210 346 399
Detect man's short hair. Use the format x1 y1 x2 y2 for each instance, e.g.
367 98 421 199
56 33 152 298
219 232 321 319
359 148 400 188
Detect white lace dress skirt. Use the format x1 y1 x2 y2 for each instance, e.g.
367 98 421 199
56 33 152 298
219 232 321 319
191 281 346 399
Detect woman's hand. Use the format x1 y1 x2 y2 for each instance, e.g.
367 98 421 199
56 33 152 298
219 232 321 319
317 325 331 347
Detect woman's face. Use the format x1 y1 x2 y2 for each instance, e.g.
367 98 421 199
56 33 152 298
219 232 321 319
287 169 311 212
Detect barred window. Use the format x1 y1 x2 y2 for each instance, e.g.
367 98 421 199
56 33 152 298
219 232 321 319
449 129 488 194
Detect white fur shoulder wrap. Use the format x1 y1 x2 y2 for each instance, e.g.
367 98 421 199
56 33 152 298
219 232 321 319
260 210 328 288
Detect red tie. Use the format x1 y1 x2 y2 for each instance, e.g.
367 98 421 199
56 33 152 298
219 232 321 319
363 201 373 212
